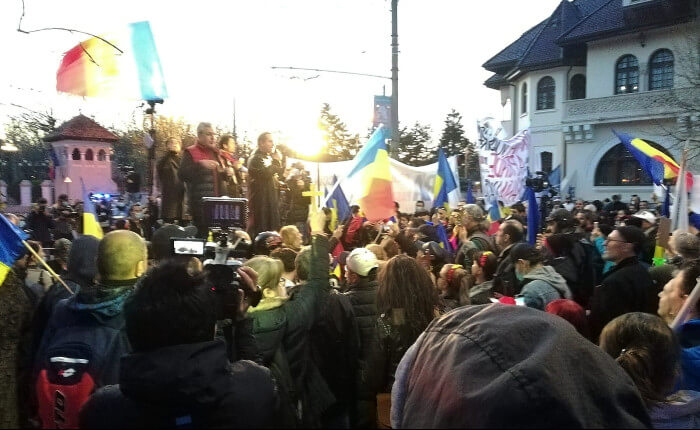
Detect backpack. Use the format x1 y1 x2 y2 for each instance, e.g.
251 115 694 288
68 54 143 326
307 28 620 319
35 308 126 429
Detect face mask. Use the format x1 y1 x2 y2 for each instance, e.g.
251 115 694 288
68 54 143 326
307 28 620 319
515 270 525 282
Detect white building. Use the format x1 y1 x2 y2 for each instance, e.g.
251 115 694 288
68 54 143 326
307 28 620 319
483 0 698 201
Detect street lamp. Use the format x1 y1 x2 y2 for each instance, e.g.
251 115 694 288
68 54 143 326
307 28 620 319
64 176 72 200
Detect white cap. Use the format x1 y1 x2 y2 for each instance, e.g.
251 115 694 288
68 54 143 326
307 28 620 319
633 210 656 224
583 204 597 213
346 248 378 277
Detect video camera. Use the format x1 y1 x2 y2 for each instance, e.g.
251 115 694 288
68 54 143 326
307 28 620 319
525 171 552 194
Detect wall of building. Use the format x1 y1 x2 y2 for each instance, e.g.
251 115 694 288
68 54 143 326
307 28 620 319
51 139 117 201
586 22 696 98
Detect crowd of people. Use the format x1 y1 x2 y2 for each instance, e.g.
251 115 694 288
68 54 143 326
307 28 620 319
2 129 700 428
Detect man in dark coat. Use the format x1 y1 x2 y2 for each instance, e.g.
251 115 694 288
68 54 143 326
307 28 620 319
79 260 280 428
247 132 285 238
178 122 226 238
25 198 55 248
492 219 524 297
589 226 654 342
156 137 185 223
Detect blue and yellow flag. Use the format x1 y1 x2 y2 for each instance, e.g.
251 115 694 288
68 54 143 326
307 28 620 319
433 149 458 211
81 178 104 239
324 183 351 232
0 213 29 284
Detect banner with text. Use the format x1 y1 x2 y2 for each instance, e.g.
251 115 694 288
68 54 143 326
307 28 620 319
476 118 530 207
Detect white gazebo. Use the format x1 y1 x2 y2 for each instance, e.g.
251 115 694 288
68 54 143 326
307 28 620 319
44 114 119 202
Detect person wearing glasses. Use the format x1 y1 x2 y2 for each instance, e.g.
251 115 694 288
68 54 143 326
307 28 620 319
588 225 654 342
178 122 225 238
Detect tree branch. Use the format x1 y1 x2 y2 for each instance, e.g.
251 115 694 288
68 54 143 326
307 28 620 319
17 0 123 55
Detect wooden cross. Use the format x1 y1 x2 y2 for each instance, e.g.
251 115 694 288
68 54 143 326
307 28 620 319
302 186 325 211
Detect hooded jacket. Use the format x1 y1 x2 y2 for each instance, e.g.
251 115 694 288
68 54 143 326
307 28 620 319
679 319 700 392
648 390 700 429
391 304 651 428
79 340 280 428
520 265 572 310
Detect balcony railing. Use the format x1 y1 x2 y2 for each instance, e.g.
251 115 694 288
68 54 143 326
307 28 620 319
562 87 696 124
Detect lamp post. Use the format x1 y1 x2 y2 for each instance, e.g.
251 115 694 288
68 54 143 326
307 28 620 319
64 176 72 201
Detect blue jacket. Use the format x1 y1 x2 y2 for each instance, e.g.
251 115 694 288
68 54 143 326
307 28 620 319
679 319 700 392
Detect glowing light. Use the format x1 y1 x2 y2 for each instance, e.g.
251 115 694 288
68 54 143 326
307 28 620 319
287 126 326 158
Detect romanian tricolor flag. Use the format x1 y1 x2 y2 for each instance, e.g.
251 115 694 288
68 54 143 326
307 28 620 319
486 197 505 236
614 131 693 187
324 182 351 232
81 179 104 239
346 125 394 222
0 213 29 285
433 149 458 211
56 21 167 101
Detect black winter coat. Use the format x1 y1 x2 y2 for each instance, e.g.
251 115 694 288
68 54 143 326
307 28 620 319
589 257 654 341
178 146 223 222
344 277 379 367
247 150 284 236
156 152 185 220
79 340 280 428
492 243 520 297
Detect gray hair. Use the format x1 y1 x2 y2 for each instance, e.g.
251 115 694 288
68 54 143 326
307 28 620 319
672 232 700 260
196 122 213 135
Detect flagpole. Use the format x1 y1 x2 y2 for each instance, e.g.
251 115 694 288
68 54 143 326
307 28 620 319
21 240 74 295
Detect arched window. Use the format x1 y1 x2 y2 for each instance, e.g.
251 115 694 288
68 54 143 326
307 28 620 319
521 83 528 114
649 49 674 90
569 74 586 100
595 141 673 186
540 151 553 173
72 148 81 160
536 76 555 110
615 55 639 94
98 149 107 161
85 149 94 161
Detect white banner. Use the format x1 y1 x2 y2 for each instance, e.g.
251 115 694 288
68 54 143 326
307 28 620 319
286 156 461 212
476 118 530 206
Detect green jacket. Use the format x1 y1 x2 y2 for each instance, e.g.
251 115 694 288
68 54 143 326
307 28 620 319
248 235 335 426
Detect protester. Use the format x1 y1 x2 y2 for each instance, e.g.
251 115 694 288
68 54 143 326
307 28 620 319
244 210 335 427
46 238 71 276
25 198 55 247
156 136 185 223
545 299 591 340
253 230 282 256
285 165 311 240
79 260 281 428
468 250 498 305
633 210 658 264
365 255 438 428
600 312 700 428
270 247 298 290
418 241 450 282
247 132 285 238
280 224 303 252
127 202 146 237
0 250 34 428
657 263 700 391
343 247 379 428
650 231 700 296
454 204 495 276
21 241 53 304
179 122 225 238
391 305 651 428
510 243 572 310
436 263 466 312
34 230 146 428
380 236 400 259
218 134 244 198
299 243 361 428
492 219 524 297
589 225 654 341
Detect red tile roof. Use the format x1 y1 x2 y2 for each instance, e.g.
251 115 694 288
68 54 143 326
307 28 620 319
44 114 119 143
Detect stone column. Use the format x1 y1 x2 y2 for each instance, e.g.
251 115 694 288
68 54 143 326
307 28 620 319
41 180 54 204
0 180 6 204
20 180 32 207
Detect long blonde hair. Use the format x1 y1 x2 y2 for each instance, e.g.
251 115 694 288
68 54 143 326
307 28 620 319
244 256 284 298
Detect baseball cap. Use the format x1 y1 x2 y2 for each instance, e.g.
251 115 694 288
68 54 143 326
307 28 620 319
632 210 656 224
346 247 379 277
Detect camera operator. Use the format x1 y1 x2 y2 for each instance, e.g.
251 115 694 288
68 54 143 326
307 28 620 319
79 260 281 428
25 198 56 248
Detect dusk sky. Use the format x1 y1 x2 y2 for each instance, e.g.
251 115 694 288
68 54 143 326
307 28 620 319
0 0 561 149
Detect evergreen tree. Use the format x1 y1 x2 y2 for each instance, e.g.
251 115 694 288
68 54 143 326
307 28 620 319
397 122 435 166
318 103 360 161
439 109 470 157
